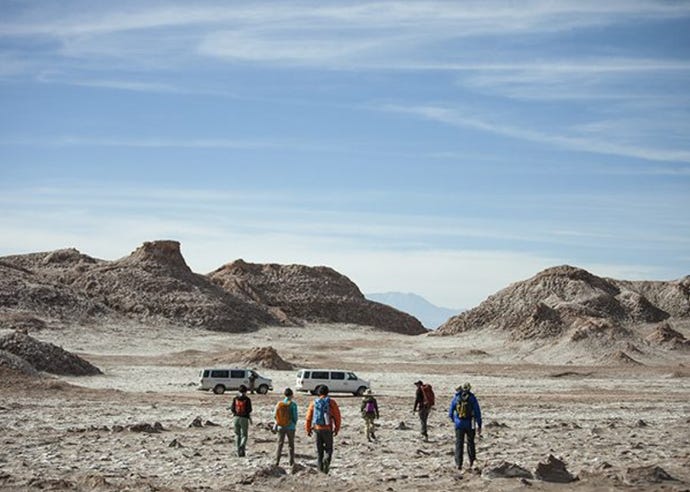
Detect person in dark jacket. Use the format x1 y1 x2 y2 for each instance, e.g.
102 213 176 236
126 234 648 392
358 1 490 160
413 380 430 440
231 384 253 457
448 382 482 470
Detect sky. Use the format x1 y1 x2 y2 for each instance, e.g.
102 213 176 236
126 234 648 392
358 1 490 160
1 1 689 309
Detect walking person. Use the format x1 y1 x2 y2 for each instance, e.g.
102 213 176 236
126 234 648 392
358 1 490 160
305 385 341 474
449 382 482 470
360 389 379 442
274 387 298 467
230 384 252 457
413 380 435 441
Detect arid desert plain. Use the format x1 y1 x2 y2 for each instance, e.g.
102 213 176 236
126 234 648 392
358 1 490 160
1 323 689 491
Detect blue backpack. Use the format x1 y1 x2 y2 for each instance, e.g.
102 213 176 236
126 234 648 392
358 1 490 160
312 397 331 426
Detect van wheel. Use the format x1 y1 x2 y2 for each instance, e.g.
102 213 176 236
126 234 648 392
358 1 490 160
257 384 269 395
212 384 226 395
355 386 367 396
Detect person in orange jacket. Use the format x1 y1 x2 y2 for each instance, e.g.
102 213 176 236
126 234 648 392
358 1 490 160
305 385 342 474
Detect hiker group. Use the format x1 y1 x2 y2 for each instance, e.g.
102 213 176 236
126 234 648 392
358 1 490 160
229 380 482 473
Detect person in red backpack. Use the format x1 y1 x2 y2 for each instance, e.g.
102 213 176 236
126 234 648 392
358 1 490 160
230 384 252 457
413 380 434 441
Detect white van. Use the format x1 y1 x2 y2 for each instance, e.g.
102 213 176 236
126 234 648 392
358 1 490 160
198 368 273 395
295 369 370 396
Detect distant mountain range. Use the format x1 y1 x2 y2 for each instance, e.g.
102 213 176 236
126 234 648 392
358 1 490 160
365 292 463 329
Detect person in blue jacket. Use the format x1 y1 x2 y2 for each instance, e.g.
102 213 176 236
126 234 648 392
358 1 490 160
448 382 482 470
274 387 299 467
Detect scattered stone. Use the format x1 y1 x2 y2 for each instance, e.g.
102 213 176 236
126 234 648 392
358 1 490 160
111 425 124 433
485 420 508 428
168 439 183 448
239 465 286 484
534 455 577 483
188 416 203 428
395 422 409 430
129 423 161 433
483 461 533 479
634 419 648 427
204 420 219 427
624 465 677 485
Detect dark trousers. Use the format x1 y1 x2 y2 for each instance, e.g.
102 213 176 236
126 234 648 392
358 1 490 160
314 429 334 473
454 427 476 468
418 407 430 437
276 429 295 466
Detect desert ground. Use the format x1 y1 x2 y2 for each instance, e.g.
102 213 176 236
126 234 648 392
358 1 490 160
1 323 689 491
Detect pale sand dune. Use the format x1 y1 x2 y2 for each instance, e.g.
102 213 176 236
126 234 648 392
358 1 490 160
0 324 688 491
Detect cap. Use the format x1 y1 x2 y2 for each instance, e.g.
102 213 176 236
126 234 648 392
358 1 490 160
414 380 423 386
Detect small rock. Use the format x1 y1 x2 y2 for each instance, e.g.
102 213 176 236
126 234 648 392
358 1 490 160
188 416 203 428
483 461 533 479
129 423 160 433
395 422 409 430
204 420 219 427
168 439 183 448
534 455 577 483
111 425 124 433
625 465 676 484
634 419 648 428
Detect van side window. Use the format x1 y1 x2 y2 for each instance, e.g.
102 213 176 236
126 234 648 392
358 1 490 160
211 370 229 378
347 372 357 380
230 370 245 378
304 371 311 378
331 372 345 380
203 370 209 377
311 371 329 379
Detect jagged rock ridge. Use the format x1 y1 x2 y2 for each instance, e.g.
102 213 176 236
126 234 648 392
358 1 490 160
436 266 687 345
208 259 426 335
1 241 426 335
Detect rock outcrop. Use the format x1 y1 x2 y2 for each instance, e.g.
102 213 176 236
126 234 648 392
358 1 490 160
238 346 295 370
1 241 426 334
0 260 108 323
68 241 277 332
208 260 426 335
0 331 101 376
436 266 682 342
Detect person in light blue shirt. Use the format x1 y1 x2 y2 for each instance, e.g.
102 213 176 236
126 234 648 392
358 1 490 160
448 382 482 470
274 387 299 467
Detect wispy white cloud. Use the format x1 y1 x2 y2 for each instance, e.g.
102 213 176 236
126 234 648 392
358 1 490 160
384 104 690 164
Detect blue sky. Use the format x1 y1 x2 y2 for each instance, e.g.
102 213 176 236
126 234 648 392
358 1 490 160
1 1 689 309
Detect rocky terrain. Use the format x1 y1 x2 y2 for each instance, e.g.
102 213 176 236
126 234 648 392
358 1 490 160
0 324 688 492
209 260 425 335
436 266 689 364
0 241 425 335
0 330 101 375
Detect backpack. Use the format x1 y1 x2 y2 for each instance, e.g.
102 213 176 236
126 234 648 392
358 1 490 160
235 397 249 417
364 399 377 414
456 391 474 419
275 401 292 427
312 397 331 426
421 384 435 408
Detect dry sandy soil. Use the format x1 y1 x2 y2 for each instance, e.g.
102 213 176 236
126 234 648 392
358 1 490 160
1 324 689 491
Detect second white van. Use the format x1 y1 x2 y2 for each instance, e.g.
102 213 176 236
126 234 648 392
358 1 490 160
295 369 370 396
